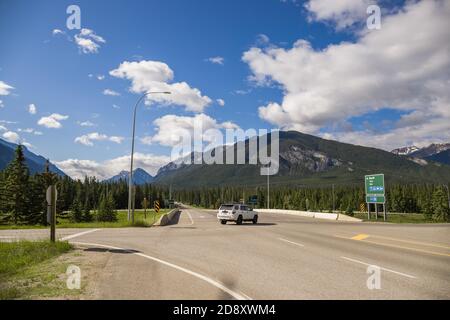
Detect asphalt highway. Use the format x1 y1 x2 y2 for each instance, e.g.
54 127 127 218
1 206 449 299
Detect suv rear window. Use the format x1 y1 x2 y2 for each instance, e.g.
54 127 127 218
220 205 233 210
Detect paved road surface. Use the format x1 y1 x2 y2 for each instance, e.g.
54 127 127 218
1 206 449 299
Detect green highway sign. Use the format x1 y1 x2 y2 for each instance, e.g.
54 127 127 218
365 174 385 195
366 195 385 203
365 174 385 203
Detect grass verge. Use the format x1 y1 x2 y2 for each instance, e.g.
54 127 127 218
0 240 72 299
352 212 437 223
0 209 168 229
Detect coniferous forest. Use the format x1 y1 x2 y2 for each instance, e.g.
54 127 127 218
0 145 449 225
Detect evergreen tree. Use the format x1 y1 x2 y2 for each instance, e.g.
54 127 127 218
2 145 30 224
97 192 117 222
83 198 93 222
432 187 449 222
70 197 83 222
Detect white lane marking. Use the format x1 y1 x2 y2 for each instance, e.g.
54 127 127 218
341 256 417 279
72 241 250 300
278 238 304 247
185 210 194 225
61 229 100 241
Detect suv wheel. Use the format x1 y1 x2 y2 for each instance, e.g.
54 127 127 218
252 215 258 224
220 220 227 225
236 215 243 225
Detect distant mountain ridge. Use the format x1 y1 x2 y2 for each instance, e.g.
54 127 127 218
153 131 450 188
105 168 154 185
0 138 66 176
391 146 420 156
391 143 450 165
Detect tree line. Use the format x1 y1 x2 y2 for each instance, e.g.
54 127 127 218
0 145 169 225
173 184 450 221
1 145 449 225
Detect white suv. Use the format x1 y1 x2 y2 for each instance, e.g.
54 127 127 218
217 204 258 225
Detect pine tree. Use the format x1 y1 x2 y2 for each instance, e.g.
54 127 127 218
432 187 449 222
83 198 93 222
70 197 84 222
3 145 30 224
97 192 117 222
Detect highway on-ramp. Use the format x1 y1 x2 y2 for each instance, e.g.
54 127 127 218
1 206 449 299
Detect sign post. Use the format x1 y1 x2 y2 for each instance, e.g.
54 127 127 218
46 185 57 242
365 174 386 221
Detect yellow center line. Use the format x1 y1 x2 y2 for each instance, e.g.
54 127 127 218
351 234 369 240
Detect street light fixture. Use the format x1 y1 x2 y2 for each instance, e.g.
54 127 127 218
127 91 171 223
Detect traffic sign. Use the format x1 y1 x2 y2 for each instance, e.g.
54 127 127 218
46 186 58 204
365 174 385 203
154 200 160 213
360 203 366 212
366 195 385 203
248 195 258 205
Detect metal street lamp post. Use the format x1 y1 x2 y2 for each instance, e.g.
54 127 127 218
127 91 171 223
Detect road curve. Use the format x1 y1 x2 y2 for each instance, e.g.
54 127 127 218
1 207 449 299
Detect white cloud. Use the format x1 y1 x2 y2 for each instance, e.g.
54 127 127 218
74 132 124 147
52 29 64 36
55 153 170 180
305 0 372 30
216 98 225 106
110 60 212 112
206 56 224 65
256 34 270 45
0 125 7 131
77 120 95 127
37 113 69 129
74 28 106 54
28 103 37 115
112 104 120 109
97 75 105 80
2 131 20 143
234 89 251 95
103 89 120 96
0 81 14 95
243 0 450 149
143 113 240 147
0 100 3 108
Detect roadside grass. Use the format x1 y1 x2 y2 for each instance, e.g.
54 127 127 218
352 212 436 223
0 240 73 299
0 209 168 230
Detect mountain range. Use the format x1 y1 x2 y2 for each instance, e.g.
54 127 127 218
0 138 65 176
104 168 154 185
153 131 450 188
2 132 450 187
391 143 450 165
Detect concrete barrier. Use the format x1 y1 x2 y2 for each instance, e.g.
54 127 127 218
255 209 362 222
154 208 180 226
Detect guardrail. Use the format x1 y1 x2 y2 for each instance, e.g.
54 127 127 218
255 209 362 222
154 208 181 226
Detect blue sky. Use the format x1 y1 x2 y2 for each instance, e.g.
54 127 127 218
1 0 449 179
